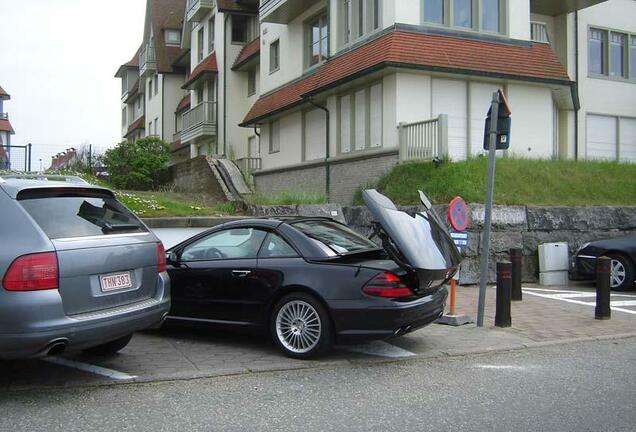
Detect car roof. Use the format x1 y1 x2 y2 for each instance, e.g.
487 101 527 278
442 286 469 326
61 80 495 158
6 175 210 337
0 176 112 199
218 217 338 230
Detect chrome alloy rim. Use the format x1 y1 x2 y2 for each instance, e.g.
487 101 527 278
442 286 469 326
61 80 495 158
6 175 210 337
610 259 626 288
275 300 322 354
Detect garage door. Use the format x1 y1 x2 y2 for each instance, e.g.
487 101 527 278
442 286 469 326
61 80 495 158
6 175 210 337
432 79 467 161
619 118 636 163
586 114 616 160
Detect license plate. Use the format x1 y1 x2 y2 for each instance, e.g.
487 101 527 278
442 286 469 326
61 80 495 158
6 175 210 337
100 272 133 292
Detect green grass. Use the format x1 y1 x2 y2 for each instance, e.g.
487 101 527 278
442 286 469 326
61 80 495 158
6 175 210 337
114 191 235 218
354 157 636 206
247 191 328 206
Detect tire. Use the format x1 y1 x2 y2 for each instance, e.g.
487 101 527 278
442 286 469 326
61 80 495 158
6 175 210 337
608 253 635 292
83 334 133 356
270 293 333 360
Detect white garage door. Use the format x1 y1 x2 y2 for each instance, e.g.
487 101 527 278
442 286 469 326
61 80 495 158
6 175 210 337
432 79 467 160
586 114 617 160
619 118 636 163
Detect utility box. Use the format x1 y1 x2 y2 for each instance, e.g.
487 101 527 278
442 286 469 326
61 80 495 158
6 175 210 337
538 242 569 286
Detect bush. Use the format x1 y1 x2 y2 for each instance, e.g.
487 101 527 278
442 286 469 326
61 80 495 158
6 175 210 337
102 137 170 190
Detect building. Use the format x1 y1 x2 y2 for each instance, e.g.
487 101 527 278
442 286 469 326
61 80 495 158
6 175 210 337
0 85 15 170
234 0 635 203
116 0 190 157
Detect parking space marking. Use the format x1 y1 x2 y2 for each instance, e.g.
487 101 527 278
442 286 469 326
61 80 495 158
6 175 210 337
523 287 636 316
342 341 417 358
44 357 137 381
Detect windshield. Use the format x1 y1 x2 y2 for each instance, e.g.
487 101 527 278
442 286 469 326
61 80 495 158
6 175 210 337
292 220 378 254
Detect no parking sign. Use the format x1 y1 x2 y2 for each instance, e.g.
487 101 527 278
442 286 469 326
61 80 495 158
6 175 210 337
447 196 470 232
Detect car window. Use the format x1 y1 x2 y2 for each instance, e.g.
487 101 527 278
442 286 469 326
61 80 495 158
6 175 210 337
291 220 377 254
17 189 146 239
259 233 298 258
181 228 267 261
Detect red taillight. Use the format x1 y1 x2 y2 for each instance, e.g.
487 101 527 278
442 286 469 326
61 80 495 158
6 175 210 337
362 272 414 298
156 242 167 273
3 252 59 292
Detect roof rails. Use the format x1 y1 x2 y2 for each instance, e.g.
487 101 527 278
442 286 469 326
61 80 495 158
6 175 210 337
0 174 89 185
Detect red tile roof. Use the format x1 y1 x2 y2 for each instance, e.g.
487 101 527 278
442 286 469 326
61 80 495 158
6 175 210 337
151 0 187 74
115 46 142 77
183 52 218 89
125 116 145 138
241 29 572 126
217 0 258 14
0 119 15 134
232 37 261 70
176 94 191 113
0 85 9 100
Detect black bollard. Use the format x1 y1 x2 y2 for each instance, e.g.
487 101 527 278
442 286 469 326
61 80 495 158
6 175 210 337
510 248 523 301
495 261 512 328
595 256 611 320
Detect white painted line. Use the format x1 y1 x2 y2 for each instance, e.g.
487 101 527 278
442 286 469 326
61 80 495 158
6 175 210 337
44 357 137 381
609 300 636 307
475 365 529 371
523 289 636 316
550 293 596 299
343 341 417 358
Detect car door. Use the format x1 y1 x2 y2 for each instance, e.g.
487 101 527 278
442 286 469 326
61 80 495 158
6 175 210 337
168 227 267 324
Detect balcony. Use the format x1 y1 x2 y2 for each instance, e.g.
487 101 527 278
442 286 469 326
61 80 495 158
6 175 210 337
530 0 607 16
530 22 550 44
139 44 157 77
181 102 217 144
187 0 216 23
0 113 8 120
260 0 316 24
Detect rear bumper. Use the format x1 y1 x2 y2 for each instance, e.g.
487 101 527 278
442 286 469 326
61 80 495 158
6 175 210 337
330 287 447 345
0 273 170 359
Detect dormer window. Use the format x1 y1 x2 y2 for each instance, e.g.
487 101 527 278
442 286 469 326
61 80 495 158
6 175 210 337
165 29 181 46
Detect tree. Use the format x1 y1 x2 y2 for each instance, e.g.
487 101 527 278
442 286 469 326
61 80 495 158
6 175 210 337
102 137 170 190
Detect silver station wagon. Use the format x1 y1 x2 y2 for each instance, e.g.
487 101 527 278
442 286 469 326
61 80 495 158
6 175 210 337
0 175 170 359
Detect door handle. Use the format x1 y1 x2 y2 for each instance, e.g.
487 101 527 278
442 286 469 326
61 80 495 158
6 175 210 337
232 270 251 277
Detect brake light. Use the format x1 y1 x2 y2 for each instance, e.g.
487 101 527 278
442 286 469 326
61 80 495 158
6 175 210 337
362 272 414 298
156 242 167 273
3 252 59 291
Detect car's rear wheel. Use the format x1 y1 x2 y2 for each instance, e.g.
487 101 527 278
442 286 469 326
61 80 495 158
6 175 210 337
271 293 333 359
83 334 133 356
608 253 635 291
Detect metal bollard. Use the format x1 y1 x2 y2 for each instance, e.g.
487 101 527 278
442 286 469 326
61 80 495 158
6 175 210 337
595 256 611 320
495 261 512 328
510 248 523 301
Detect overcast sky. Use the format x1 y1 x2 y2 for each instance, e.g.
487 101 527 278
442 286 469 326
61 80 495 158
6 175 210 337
0 0 147 170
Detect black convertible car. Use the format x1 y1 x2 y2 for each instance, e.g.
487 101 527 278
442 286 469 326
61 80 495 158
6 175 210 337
164 190 462 359
570 236 636 291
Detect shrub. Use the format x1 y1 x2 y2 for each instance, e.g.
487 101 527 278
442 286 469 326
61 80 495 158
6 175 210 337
102 137 170 190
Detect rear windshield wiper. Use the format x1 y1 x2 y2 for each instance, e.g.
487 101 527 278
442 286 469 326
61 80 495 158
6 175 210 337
102 222 142 233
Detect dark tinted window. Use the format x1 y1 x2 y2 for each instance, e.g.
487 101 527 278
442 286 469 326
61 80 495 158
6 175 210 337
259 233 298 258
181 228 267 261
292 220 377 254
18 189 146 239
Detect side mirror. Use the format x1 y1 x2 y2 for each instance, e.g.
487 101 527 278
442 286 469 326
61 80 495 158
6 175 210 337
167 251 180 266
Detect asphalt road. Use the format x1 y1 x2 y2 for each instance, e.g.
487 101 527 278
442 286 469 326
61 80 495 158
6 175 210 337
1 338 635 432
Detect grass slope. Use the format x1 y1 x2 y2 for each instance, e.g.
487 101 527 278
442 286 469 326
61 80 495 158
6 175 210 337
356 158 636 206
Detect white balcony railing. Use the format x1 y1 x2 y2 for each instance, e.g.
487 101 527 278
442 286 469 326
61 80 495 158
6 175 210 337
531 21 550 44
398 115 448 163
139 44 157 74
187 0 216 22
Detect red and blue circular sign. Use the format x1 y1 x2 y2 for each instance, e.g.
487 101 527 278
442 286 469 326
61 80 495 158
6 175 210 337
448 197 470 231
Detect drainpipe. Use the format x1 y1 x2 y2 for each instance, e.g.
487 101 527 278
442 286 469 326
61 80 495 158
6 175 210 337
306 98 330 202
223 13 231 158
574 10 579 161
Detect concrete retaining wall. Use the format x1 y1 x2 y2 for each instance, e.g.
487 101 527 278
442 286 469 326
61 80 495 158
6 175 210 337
168 156 230 202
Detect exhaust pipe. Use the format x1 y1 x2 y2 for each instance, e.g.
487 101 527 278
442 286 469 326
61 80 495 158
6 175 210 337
44 339 68 356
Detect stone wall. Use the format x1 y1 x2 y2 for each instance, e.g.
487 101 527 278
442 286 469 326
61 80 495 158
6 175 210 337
168 155 230 202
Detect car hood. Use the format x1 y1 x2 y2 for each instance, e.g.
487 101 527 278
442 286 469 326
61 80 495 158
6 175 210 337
362 189 463 276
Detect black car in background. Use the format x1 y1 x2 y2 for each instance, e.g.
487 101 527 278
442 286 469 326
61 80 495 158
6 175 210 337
570 236 636 291
164 190 462 359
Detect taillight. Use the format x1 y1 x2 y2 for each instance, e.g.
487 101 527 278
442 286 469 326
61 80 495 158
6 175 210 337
3 252 59 291
156 242 167 273
362 272 414 298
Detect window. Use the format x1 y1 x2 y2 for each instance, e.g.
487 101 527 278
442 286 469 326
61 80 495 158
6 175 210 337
122 108 127 126
154 74 159 95
340 0 380 46
589 28 606 75
610 32 627 78
304 108 327 161
258 233 298 258
423 0 444 24
248 135 260 157
181 228 268 261
196 86 204 104
291 220 377 254
121 73 128 95
247 68 256 96
306 13 329 68
165 29 181 46
136 97 141 111
208 17 215 52
154 118 159 136
232 15 248 43
631 36 636 78
481 0 500 33
207 78 217 102
270 39 280 73
269 120 280 153
344 0 352 44
338 83 383 154
453 0 472 28
148 78 153 100
197 27 204 62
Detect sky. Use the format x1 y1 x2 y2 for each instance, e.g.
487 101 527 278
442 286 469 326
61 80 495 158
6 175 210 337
0 0 147 170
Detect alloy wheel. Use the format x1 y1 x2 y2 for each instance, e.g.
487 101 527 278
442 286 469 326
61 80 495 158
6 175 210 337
275 300 322 354
610 259 626 288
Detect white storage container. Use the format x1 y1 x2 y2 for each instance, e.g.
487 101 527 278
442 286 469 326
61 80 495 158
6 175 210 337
539 271 569 287
538 242 569 272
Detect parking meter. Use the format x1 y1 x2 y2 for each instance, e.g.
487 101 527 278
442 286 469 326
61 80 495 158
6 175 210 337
483 90 512 150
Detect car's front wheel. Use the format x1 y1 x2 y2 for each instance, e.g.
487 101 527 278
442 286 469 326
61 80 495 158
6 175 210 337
271 293 333 359
83 334 133 356
608 253 635 291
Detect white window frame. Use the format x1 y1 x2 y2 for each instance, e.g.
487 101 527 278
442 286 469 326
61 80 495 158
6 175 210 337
165 29 181 46
208 16 215 53
247 68 256 97
588 26 636 82
305 11 329 69
197 27 205 62
340 0 382 48
421 0 507 35
269 39 280 74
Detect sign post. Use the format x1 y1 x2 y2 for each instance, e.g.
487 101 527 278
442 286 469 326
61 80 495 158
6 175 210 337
477 90 511 327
